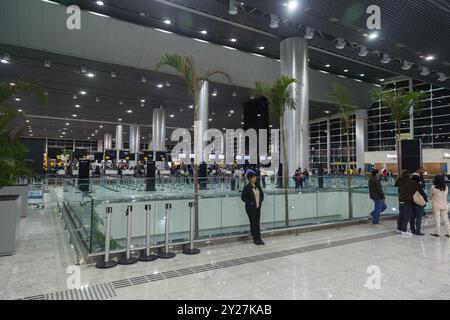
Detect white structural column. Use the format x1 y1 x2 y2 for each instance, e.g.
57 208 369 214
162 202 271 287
115 125 124 150
327 118 331 171
355 109 368 171
97 140 104 153
152 108 166 151
409 78 414 138
195 81 209 163
104 133 112 150
280 37 310 175
129 124 140 154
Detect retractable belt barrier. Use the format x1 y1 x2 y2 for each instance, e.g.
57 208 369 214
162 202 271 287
118 205 138 265
139 204 158 262
96 207 117 269
158 203 176 259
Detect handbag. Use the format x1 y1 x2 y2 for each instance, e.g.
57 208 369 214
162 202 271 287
413 191 426 207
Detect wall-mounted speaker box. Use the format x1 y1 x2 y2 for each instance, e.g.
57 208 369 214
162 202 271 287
400 139 422 173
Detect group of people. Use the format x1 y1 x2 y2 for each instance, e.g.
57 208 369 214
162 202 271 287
369 166 450 237
293 168 310 189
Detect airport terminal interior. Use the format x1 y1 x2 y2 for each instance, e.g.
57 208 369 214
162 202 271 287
1 0 450 301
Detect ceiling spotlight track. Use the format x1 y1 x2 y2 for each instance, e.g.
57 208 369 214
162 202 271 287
228 0 238 15
358 45 369 57
438 73 448 81
269 14 279 29
402 60 413 70
335 38 346 50
381 53 391 64
420 66 431 76
304 26 315 39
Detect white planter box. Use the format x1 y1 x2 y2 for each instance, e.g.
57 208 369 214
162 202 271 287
0 185 28 218
0 195 20 256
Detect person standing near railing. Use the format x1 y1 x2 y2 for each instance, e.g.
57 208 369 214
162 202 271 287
395 170 419 236
429 175 450 238
410 173 428 235
368 169 387 225
241 171 265 245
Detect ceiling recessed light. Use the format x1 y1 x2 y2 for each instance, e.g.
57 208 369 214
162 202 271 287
344 69 349 73
324 110 330 114
212 89 218 96
66 122 69 126
86 72 95 78
230 38 237 42
72 114 77 117
367 32 379 40
208 118 212 122
425 55 435 61
118 118 122 121
140 99 146 103
170 114 175 118
26 120 30 123
99 125 103 128
189 105 193 109
80 91 87 95
360 74 365 77
157 83 164 88
62 132 66 135
15 98 21 101
75 104 80 108
230 110 234 114
163 19 171 25
200 30 208 35
96 1 104 5
325 64 331 68
127 110 133 113
0 59 9 64
379 79 385 82
17 109 22 112
286 0 299 10
258 46 265 50
10 82 16 86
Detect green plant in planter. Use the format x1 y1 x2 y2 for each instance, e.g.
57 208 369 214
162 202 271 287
0 81 47 187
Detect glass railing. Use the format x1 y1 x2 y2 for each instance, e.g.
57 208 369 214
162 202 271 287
62 175 407 256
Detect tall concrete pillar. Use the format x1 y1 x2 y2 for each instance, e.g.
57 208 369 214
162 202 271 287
97 140 104 153
104 133 112 150
326 119 331 171
129 124 140 154
152 108 166 151
280 37 309 176
115 125 123 150
355 109 368 171
194 81 209 164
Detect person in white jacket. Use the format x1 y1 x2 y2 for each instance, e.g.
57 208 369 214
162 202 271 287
429 175 450 238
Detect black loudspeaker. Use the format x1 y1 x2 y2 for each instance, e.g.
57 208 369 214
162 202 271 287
199 162 207 190
146 161 156 191
243 97 269 164
78 160 90 192
401 139 422 173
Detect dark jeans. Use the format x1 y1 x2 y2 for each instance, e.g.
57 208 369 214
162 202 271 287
397 202 412 232
371 199 387 224
246 206 261 241
411 205 424 234
295 179 300 189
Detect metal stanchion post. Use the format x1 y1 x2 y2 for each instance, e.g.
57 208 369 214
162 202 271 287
183 202 200 255
118 205 138 265
96 207 117 268
158 203 176 259
139 204 158 262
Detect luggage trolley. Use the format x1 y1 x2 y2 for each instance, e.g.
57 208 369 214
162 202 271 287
28 177 46 208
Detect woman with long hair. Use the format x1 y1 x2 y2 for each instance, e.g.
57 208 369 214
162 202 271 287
429 175 450 238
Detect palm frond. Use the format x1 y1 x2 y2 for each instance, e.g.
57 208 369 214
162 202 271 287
199 68 232 84
0 80 47 107
156 53 196 97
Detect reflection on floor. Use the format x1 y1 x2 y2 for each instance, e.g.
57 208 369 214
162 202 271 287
1 204 450 300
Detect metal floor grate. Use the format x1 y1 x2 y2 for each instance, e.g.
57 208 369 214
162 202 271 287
19 230 396 299
21 283 116 300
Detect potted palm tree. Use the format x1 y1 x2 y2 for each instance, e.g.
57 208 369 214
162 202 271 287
328 82 358 219
371 87 426 172
0 81 45 255
254 75 299 227
156 54 231 238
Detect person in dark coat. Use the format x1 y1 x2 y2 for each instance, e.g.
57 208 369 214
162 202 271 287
368 169 386 225
241 171 265 245
395 170 419 235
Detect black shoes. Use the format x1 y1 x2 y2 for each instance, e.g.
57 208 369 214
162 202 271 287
431 234 440 237
253 239 265 245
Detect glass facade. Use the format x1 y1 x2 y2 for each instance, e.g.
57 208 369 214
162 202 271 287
368 80 450 151
310 115 356 171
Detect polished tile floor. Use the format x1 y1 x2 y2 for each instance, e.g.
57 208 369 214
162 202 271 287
1 201 450 300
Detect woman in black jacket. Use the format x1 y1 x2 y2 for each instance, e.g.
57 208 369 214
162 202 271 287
395 170 419 235
241 171 265 245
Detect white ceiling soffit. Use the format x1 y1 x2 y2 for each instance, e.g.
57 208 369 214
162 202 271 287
0 0 375 107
